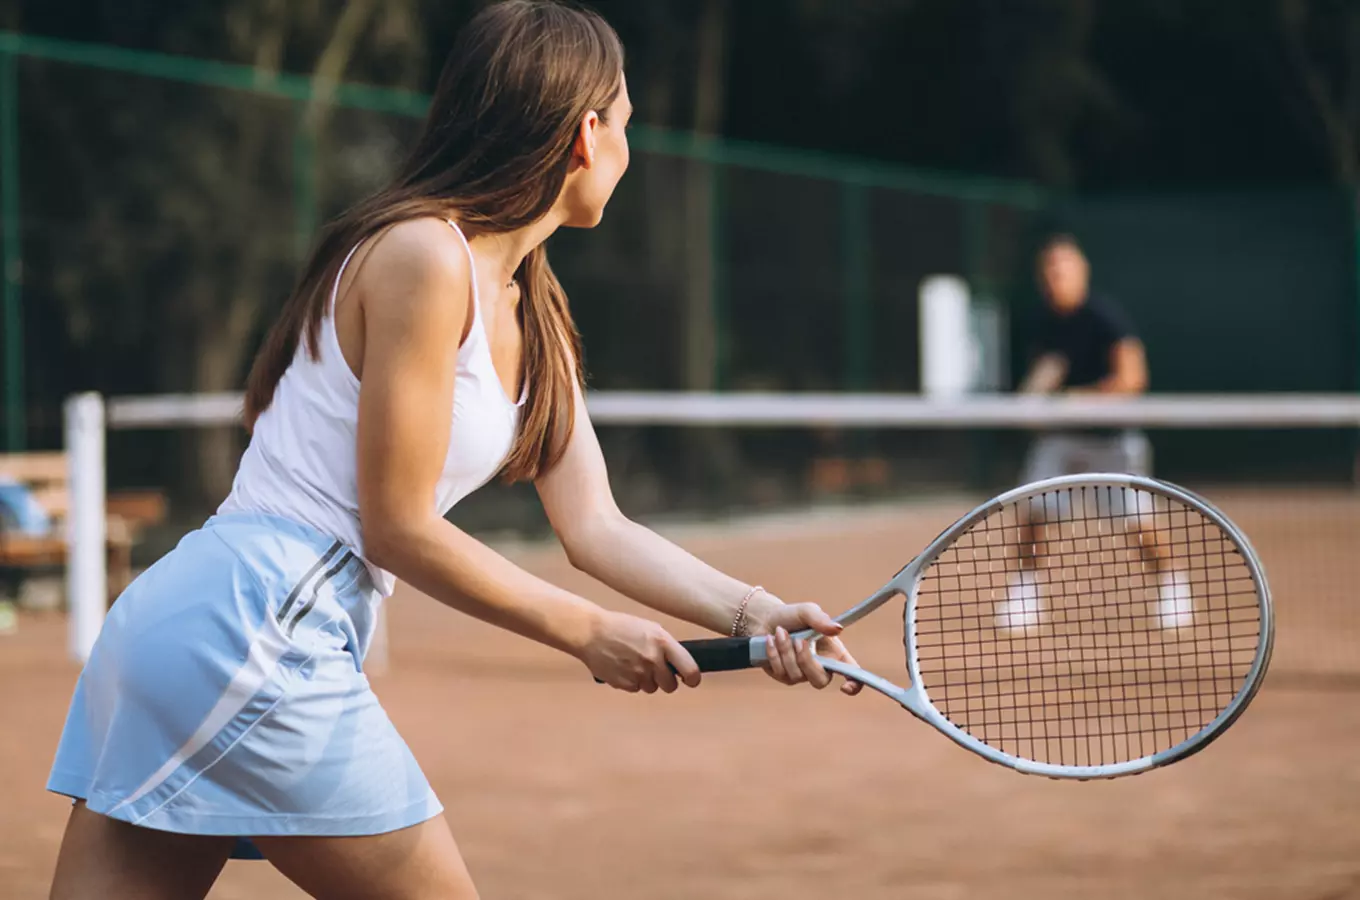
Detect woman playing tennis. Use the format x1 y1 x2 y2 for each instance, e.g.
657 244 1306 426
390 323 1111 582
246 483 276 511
46 2 860 897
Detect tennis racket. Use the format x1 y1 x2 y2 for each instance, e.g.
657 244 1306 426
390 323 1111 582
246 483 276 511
679 473 1273 780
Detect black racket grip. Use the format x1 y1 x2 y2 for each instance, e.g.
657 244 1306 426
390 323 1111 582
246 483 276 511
591 636 757 684
680 637 758 672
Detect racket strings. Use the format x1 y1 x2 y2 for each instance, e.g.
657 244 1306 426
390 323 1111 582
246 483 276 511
912 484 1262 769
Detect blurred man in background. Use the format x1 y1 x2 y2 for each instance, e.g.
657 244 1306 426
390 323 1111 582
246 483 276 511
1018 233 1150 471
998 234 1193 632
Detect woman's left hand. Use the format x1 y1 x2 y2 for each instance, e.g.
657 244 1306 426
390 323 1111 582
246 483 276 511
752 601 864 696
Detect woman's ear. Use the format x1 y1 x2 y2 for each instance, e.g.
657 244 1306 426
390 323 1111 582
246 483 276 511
573 110 601 169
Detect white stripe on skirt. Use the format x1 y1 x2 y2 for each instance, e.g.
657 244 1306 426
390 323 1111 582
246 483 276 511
107 550 343 814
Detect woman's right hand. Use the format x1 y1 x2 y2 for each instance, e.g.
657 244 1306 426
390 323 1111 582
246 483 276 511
581 610 701 694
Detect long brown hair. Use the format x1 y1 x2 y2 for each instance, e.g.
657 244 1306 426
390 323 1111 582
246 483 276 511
243 0 623 482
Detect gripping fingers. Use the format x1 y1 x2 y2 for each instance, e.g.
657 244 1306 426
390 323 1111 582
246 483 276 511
663 641 701 689
820 635 865 696
763 629 788 683
775 627 804 685
651 655 678 694
795 635 831 688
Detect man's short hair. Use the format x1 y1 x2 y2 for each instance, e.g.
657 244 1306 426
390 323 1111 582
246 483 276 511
1039 232 1084 257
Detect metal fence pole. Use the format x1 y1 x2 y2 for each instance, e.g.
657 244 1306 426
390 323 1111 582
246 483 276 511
1 46 23 451
293 107 318 262
963 199 991 487
1352 186 1360 486
842 182 871 390
711 163 729 389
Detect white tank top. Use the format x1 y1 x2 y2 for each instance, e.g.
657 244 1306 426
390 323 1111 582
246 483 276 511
219 220 525 596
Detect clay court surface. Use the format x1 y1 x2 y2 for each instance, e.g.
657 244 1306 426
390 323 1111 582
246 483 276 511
2 490 1359 899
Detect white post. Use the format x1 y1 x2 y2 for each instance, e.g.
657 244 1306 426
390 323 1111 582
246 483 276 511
919 275 975 399
66 392 107 664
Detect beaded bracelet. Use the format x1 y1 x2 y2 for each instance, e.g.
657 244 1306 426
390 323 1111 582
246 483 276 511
731 585 764 637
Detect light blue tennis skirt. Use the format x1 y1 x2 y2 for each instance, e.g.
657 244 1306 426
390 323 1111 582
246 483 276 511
46 510 442 858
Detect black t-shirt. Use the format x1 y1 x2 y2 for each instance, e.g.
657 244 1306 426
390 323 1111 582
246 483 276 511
1033 293 1135 388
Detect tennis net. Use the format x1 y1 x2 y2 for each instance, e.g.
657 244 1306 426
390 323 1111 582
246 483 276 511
61 390 1360 687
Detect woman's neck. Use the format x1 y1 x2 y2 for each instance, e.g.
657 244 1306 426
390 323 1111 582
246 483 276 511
467 212 563 285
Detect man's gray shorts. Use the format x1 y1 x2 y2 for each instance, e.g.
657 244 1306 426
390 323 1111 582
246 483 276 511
1020 429 1154 522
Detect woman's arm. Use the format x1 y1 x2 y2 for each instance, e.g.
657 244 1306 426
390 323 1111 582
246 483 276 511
534 388 775 635
536 385 863 694
350 220 698 693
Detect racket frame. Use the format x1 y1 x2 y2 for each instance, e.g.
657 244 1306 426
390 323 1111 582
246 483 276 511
739 472 1275 780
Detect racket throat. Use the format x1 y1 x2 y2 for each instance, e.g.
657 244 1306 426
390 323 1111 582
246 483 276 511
816 657 913 707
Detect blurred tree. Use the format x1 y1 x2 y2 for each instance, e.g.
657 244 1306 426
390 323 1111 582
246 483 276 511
737 0 1125 187
25 0 429 503
22 0 1360 189
12 0 1360 522
989 0 1126 187
583 0 732 395
1276 0 1360 183
600 0 741 495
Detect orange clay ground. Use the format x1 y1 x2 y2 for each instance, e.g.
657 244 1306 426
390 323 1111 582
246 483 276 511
3 490 1358 899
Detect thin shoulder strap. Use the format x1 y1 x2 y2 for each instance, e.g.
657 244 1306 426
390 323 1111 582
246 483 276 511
331 220 474 317
328 242 364 317
444 219 481 318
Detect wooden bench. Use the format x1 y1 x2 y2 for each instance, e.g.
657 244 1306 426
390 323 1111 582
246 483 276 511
0 452 168 604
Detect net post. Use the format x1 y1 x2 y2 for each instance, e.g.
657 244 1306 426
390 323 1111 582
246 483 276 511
919 275 973 398
66 392 107 664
